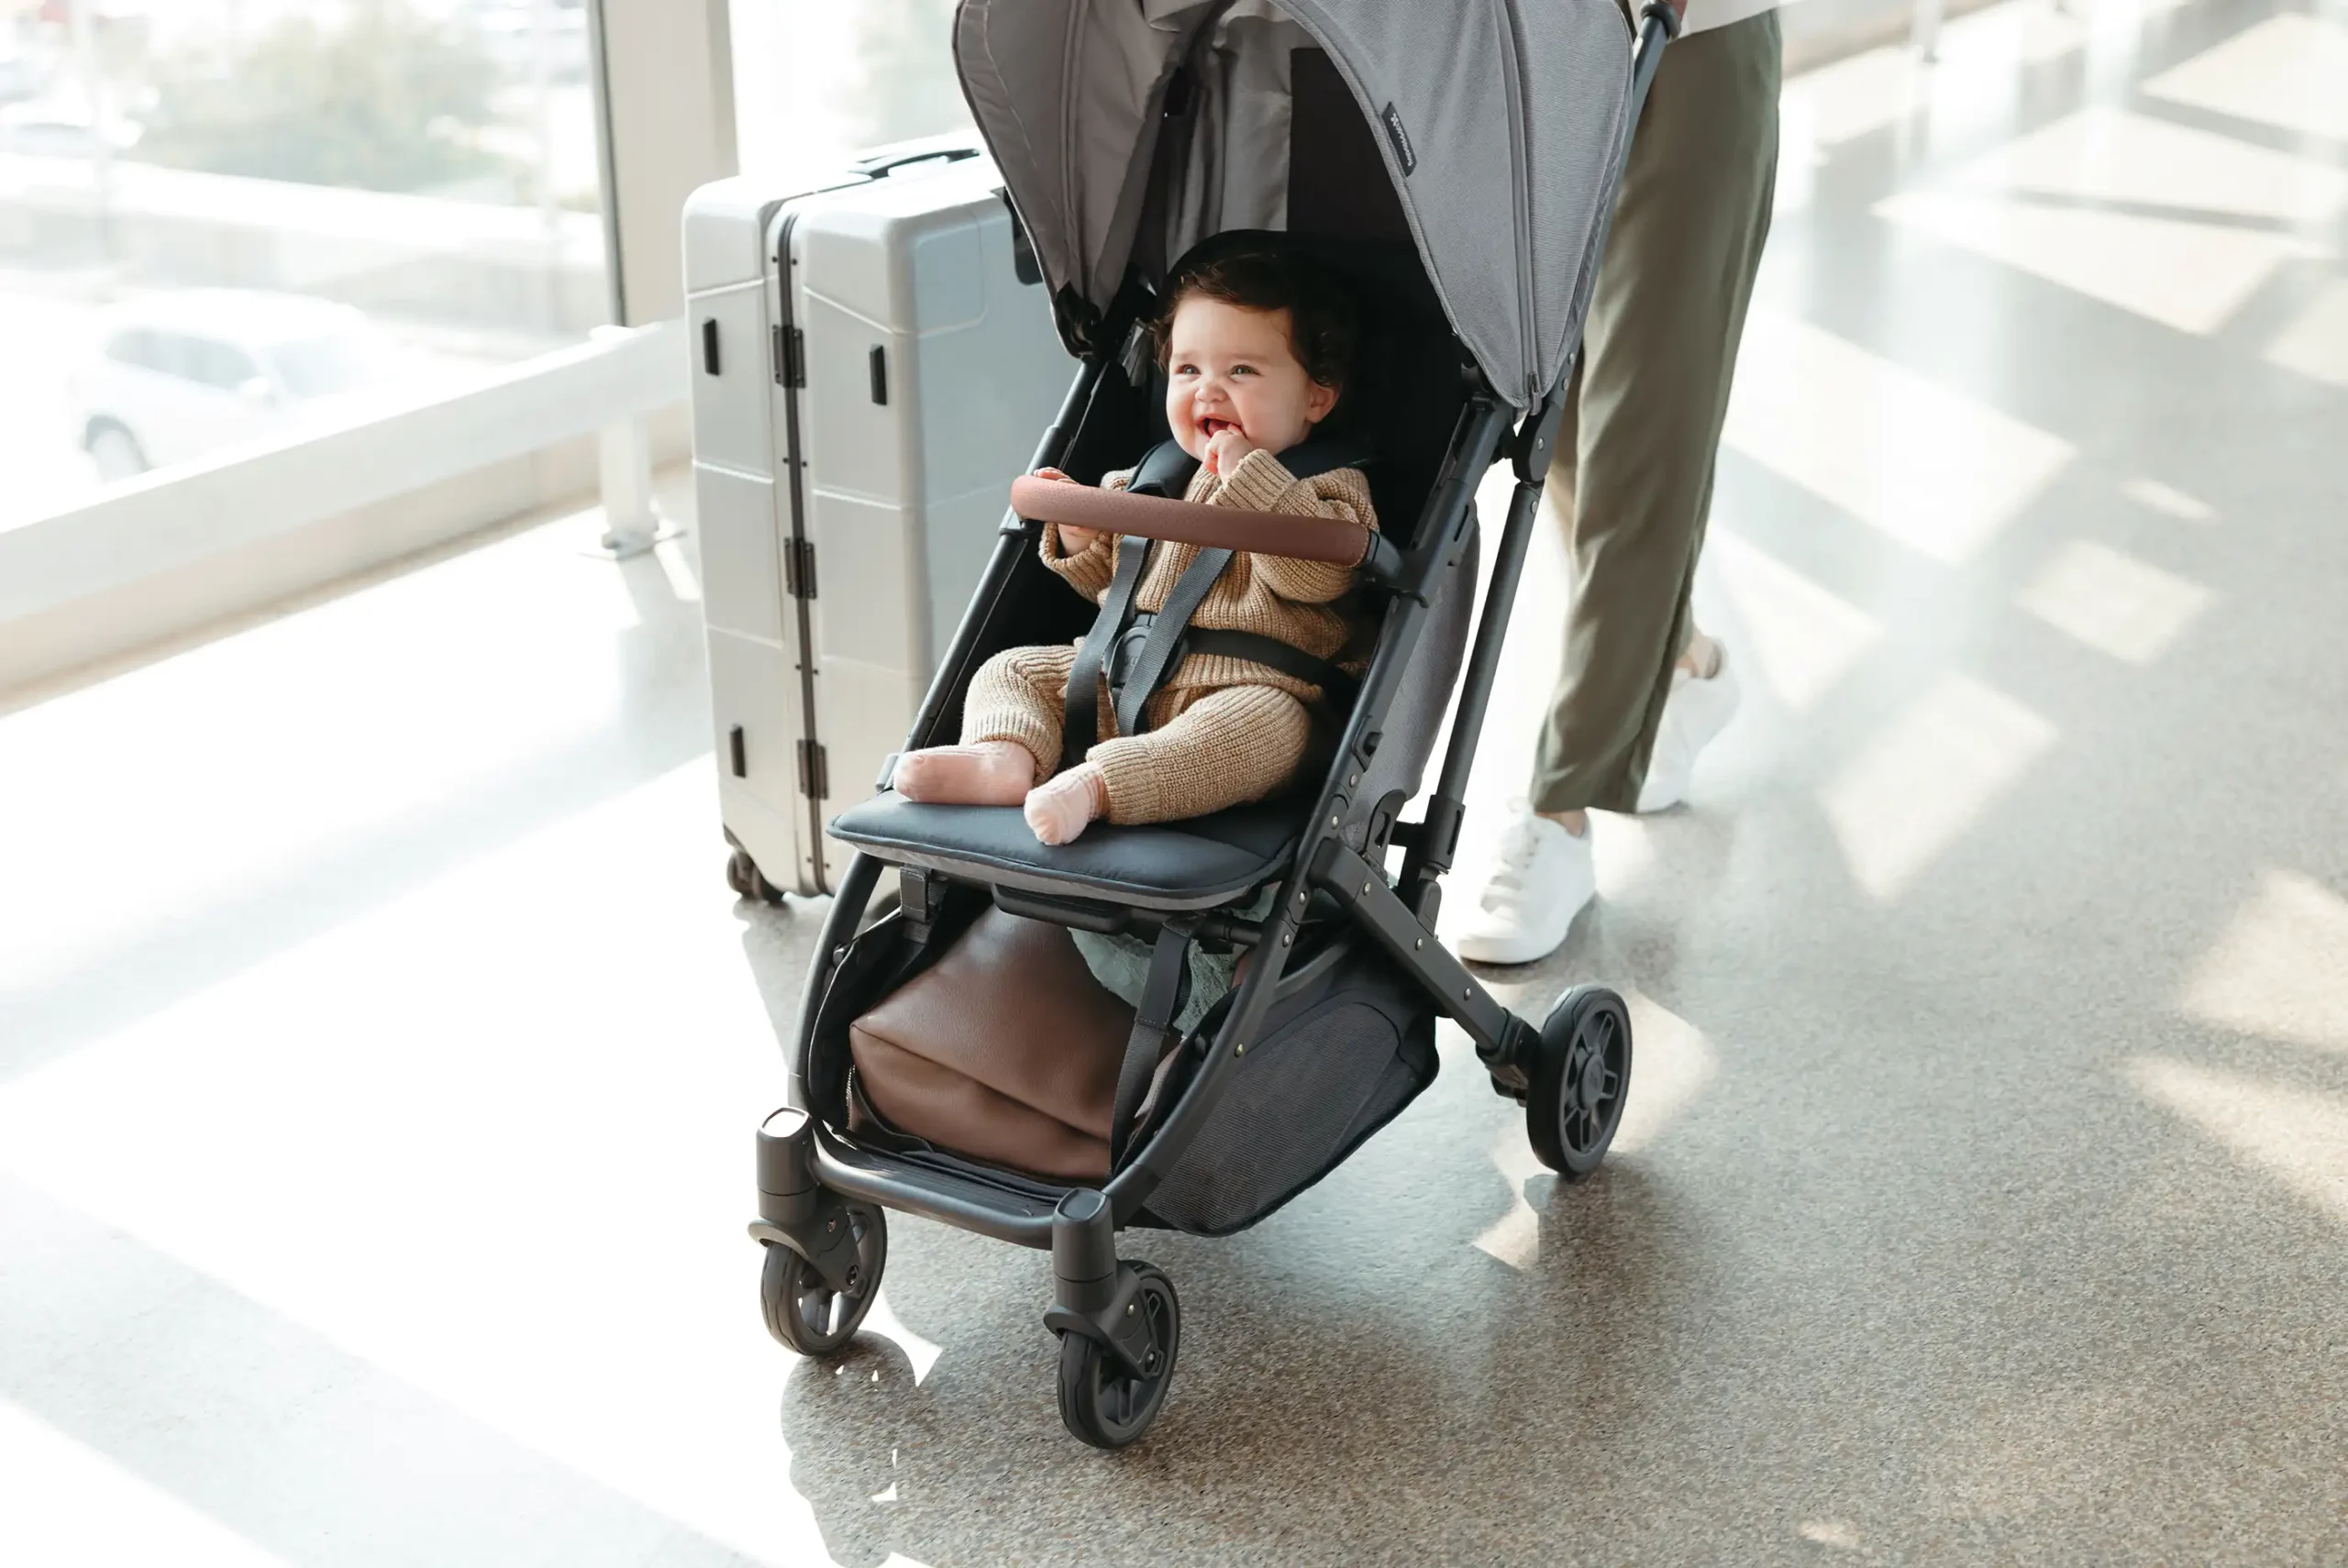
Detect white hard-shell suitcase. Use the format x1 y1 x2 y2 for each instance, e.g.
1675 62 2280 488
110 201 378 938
684 139 1073 900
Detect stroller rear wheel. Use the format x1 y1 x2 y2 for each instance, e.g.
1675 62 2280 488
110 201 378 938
760 1204 888 1355
1057 1263 1180 1450
1527 986 1632 1179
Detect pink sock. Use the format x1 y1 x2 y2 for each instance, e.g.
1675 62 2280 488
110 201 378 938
1025 766 1108 845
892 741 1036 806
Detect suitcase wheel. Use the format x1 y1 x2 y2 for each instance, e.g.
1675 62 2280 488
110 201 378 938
727 847 788 905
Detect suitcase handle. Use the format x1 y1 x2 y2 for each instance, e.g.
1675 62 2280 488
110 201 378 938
850 141 983 180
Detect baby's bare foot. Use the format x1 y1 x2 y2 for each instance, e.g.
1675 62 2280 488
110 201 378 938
1025 766 1108 845
892 741 1036 806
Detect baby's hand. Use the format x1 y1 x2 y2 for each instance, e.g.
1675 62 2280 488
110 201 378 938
1032 468 1099 549
1203 427 1258 477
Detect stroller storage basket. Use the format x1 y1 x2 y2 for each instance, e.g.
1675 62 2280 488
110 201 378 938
1140 944 1437 1235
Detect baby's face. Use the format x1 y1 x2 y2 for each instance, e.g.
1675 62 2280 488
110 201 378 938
1163 295 1338 464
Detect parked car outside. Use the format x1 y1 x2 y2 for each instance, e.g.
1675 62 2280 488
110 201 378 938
0 48 48 108
0 97 140 158
75 291 422 481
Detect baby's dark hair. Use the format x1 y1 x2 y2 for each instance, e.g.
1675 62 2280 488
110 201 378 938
1154 250 1357 399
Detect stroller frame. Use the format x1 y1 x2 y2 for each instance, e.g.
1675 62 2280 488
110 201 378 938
752 1 1682 1448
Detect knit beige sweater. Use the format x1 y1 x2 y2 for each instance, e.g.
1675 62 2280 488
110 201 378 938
1038 448 1379 701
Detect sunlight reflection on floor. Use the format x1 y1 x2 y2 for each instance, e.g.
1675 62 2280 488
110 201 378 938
1872 99 2348 336
1951 106 2348 225
1818 673 2057 900
0 760 821 1566
2016 538 2211 664
2120 477 2219 525
2265 280 2348 389
1471 1120 1550 1272
1875 188 2328 336
2131 1058 2348 1226
0 505 659 998
1708 530 1884 712
2142 12 2348 141
1607 992 1717 1156
1777 0 2193 163
1472 992 1713 1272
0 1400 294 1568
2179 870 2348 1055
1724 310 2075 561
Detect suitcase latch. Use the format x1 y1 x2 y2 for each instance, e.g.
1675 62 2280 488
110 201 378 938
796 740 829 800
783 537 818 600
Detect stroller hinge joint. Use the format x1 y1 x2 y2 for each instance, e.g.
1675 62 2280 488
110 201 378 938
899 867 947 937
1417 798 1467 869
1512 379 1571 484
1357 532 1410 590
1311 840 1518 1061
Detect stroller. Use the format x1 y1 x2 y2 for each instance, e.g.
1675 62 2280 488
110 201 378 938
751 0 1681 1449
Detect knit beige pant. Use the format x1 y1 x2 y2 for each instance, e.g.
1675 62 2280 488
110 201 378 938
962 644 1312 825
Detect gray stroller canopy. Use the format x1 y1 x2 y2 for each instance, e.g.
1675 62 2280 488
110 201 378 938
955 0 1635 409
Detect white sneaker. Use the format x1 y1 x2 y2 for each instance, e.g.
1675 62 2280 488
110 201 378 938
1635 646 1741 813
1453 802 1597 966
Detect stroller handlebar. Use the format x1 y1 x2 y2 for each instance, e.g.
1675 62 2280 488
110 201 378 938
1630 1 1680 122
1010 473 1391 574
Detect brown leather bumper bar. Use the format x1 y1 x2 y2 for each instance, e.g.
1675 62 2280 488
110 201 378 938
1010 474 1372 567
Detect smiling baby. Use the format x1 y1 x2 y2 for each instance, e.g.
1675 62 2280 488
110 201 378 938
892 251 1376 845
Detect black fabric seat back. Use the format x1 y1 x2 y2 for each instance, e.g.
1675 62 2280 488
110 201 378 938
1288 46 1477 550
1281 50 1488 836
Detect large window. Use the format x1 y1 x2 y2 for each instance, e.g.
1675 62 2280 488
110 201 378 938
0 0 610 525
728 0 971 190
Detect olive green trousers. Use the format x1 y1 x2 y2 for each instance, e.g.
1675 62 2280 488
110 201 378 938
1529 8 1781 814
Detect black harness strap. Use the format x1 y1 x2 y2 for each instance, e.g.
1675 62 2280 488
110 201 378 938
1124 439 1201 498
1183 628 1338 687
1110 917 1197 1167
1113 546 1233 739
1059 533 1150 771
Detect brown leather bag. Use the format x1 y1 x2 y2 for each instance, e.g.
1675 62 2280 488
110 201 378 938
848 909 1135 1181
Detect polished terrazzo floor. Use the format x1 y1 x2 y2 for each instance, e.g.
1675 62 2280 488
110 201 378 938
5 0 2346 1562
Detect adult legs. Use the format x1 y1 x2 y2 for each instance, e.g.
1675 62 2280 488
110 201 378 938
1530 8 1782 823
1456 10 1780 966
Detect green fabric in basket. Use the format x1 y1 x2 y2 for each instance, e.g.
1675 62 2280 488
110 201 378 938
1069 888 1279 1039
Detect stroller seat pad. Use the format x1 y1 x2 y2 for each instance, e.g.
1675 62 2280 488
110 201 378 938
829 792 1299 911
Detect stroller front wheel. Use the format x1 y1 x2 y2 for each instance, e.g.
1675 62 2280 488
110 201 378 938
1057 1264 1180 1450
1527 986 1633 1179
760 1203 888 1355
